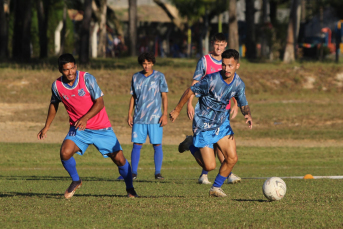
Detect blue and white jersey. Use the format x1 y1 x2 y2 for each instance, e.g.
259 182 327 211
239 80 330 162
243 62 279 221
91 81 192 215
50 71 103 103
130 70 169 124
193 54 222 81
191 72 248 135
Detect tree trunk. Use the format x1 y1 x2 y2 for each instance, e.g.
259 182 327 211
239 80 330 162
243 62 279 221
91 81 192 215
59 3 67 55
79 0 92 64
245 0 256 59
97 0 107 58
283 0 299 63
12 0 32 61
129 0 137 56
36 0 49 58
261 0 269 59
228 0 239 51
0 0 8 58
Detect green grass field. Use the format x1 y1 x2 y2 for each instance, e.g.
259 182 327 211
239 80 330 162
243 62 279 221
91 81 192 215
0 143 343 228
1 58 343 228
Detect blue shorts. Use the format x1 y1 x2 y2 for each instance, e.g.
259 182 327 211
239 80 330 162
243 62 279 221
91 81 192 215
64 126 122 158
193 119 234 149
131 124 163 144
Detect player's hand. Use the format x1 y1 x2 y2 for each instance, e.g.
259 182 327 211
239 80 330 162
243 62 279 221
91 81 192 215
169 109 180 122
127 115 133 127
187 103 195 120
245 115 253 129
230 104 238 120
159 115 168 127
37 127 49 140
74 117 88 131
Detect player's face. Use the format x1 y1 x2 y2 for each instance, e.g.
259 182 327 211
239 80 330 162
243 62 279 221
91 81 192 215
222 58 240 78
142 59 154 74
60 62 77 83
212 41 227 56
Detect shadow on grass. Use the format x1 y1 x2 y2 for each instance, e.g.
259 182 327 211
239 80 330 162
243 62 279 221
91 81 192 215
233 199 269 202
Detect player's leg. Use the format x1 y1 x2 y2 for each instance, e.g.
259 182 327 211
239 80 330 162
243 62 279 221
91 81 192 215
210 135 237 197
61 127 90 199
94 128 137 198
189 146 217 172
148 124 164 179
215 144 241 184
131 124 148 178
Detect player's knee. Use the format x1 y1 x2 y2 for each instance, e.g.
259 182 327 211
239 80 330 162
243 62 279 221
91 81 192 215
60 148 73 160
228 155 238 165
108 150 126 166
204 162 216 171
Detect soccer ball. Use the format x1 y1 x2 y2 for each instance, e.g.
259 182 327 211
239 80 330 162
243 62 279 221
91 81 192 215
262 177 287 201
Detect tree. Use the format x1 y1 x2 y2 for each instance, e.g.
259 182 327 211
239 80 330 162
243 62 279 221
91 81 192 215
12 0 32 61
283 0 300 63
228 0 239 51
36 0 50 58
79 0 92 64
0 0 9 58
128 0 137 56
93 0 107 58
245 0 256 59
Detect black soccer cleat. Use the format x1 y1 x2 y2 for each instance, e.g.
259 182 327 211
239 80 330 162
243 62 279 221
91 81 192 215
155 173 164 180
126 188 138 198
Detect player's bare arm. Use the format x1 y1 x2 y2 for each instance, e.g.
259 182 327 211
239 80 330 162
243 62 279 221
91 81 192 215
169 88 194 122
127 95 135 127
187 79 199 120
74 96 105 131
230 97 239 120
240 105 253 129
37 102 59 140
159 92 168 127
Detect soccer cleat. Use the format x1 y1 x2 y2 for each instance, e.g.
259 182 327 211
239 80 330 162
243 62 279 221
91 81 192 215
64 180 82 199
178 135 193 153
155 173 164 180
198 174 212 184
126 188 138 198
209 186 227 197
227 173 242 184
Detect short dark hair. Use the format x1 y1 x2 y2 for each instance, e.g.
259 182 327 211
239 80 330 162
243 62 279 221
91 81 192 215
58 53 76 69
221 49 240 62
138 52 156 65
211 33 226 42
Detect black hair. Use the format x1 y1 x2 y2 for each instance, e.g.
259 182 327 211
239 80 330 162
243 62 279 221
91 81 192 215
58 53 76 69
221 49 240 62
138 52 156 65
211 33 226 42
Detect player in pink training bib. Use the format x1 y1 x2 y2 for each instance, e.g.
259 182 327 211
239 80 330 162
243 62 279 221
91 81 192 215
37 53 138 199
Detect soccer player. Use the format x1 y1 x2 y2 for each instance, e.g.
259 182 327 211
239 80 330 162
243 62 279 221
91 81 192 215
37 53 137 199
117 52 168 180
170 49 252 197
188 33 241 185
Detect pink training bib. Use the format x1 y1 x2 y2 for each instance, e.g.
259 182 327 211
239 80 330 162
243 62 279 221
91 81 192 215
55 71 111 130
204 54 231 110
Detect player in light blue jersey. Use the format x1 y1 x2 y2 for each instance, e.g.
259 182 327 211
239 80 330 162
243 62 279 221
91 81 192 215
170 49 252 197
189 33 241 185
117 52 168 180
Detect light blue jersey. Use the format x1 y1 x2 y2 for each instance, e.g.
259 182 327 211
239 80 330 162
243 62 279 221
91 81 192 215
191 72 248 135
131 70 168 124
50 71 103 103
193 54 222 81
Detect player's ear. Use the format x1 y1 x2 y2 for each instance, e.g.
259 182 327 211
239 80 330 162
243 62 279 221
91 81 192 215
74 64 78 70
236 62 240 69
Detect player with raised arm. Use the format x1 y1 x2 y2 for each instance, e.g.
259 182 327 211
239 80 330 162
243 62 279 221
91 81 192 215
170 49 252 197
188 33 241 185
37 53 137 199
117 52 168 180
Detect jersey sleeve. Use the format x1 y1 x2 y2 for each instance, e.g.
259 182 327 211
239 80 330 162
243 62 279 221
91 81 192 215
130 75 135 95
50 81 61 103
84 73 104 100
193 57 206 81
159 73 169 93
234 81 248 107
191 76 209 98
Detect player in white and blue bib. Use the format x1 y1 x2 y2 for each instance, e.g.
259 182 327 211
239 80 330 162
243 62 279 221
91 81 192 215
117 52 168 181
170 49 253 197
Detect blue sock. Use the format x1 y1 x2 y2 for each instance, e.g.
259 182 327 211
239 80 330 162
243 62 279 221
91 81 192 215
213 174 227 188
228 172 232 178
131 144 142 175
118 160 133 189
153 145 163 175
189 144 198 156
201 169 208 175
61 157 80 181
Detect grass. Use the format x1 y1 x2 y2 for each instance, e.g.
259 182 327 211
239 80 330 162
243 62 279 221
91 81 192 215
0 143 343 228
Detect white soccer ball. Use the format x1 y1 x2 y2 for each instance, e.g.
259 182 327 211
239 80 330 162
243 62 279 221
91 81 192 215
262 177 287 201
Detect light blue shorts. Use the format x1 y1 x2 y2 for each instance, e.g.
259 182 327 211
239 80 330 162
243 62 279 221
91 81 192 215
193 119 234 149
64 126 122 158
131 124 163 144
